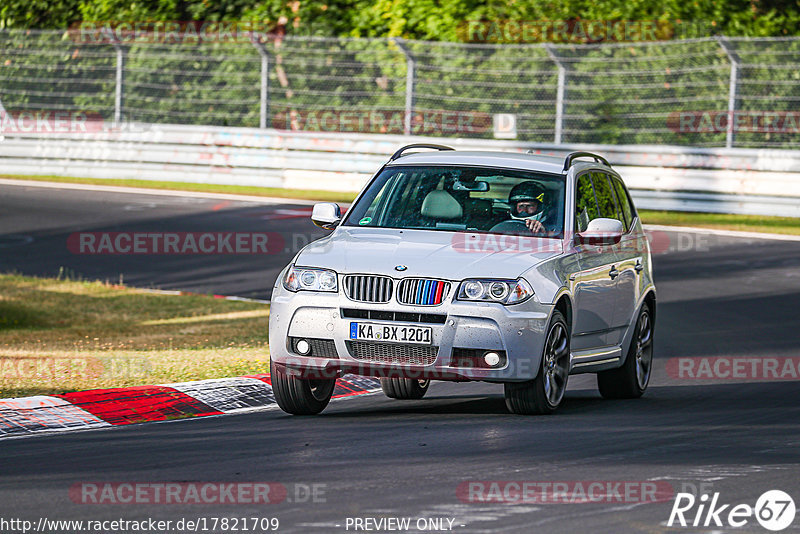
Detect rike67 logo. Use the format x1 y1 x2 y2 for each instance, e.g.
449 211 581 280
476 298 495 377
668 490 796 531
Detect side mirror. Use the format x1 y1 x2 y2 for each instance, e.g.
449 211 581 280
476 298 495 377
311 202 341 230
575 218 623 246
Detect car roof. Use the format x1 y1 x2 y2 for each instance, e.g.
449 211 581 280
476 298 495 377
386 150 603 176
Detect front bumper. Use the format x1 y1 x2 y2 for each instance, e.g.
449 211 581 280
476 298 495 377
268 284 553 382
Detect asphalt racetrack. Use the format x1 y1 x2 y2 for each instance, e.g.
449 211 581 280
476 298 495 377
1 181 799 533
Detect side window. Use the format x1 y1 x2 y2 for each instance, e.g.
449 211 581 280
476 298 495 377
574 173 598 233
591 172 619 220
612 177 635 231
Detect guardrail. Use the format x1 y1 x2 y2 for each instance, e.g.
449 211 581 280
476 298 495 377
1 123 799 217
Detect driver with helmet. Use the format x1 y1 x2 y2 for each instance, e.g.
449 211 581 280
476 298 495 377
507 181 549 234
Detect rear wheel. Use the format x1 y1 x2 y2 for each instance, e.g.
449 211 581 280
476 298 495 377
504 310 570 415
380 378 430 399
597 302 653 399
270 360 336 415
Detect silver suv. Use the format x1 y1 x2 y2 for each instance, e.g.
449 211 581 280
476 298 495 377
269 145 656 415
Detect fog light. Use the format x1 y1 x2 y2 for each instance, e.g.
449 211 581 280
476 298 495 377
484 352 501 367
295 339 311 355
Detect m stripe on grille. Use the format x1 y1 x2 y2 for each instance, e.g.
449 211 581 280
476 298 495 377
398 279 450 306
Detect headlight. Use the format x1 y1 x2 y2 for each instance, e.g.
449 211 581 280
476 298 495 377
457 278 534 305
463 280 485 300
283 265 338 292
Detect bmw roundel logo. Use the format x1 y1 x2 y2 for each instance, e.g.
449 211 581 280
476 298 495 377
395 265 408 272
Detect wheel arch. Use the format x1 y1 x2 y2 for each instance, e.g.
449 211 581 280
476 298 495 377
643 288 656 329
553 291 573 334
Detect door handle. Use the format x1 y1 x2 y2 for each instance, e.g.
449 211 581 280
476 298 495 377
635 261 644 273
609 267 619 280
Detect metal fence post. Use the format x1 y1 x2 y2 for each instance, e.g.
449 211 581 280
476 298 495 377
717 36 739 149
251 35 270 129
544 44 566 144
103 28 125 126
115 45 125 125
393 38 415 136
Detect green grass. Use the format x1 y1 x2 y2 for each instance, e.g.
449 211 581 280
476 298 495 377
0 274 270 398
639 210 800 236
0 174 358 204
3 174 799 235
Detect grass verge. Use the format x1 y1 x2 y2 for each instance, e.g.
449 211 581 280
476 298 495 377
0 274 270 398
638 210 800 236
3 174 799 236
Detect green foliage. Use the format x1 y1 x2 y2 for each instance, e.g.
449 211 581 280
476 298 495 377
77 0 260 24
2 0 799 39
0 31 117 118
0 0 81 29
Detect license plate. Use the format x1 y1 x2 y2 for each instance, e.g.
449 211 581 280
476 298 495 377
349 322 432 345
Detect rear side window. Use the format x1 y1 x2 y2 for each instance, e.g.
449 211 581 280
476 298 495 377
611 176 635 231
574 173 598 233
591 172 619 220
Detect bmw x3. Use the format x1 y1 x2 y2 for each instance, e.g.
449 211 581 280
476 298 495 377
269 145 656 415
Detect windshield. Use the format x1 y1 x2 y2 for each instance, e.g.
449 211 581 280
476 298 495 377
343 165 566 237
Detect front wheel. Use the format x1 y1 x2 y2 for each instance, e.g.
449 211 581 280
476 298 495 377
270 360 336 415
597 302 653 399
380 378 430 399
504 310 570 415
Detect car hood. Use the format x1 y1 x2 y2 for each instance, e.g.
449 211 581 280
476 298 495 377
296 227 563 280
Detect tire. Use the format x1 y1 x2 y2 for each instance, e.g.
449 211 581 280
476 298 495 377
597 302 654 399
270 360 336 415
504 310 570 415
380 378 430 399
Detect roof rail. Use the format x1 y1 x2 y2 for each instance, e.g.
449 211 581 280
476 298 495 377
563 151 610 171
390 143 455 161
